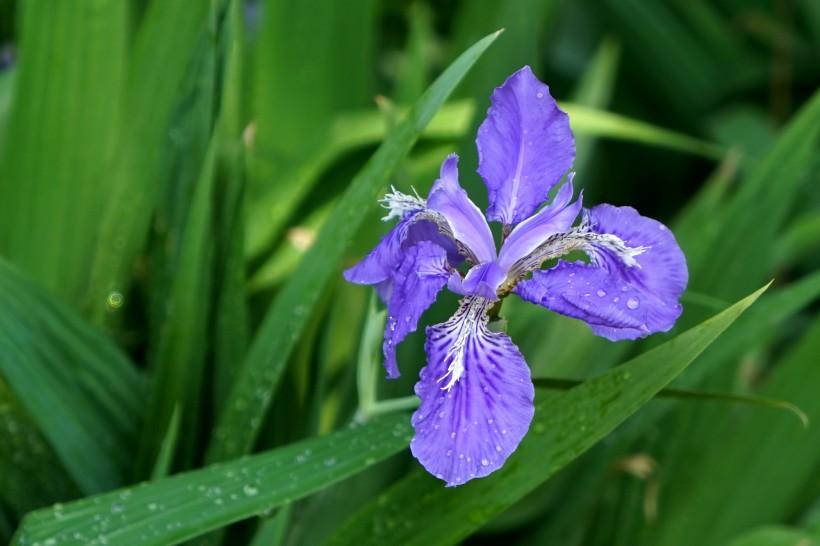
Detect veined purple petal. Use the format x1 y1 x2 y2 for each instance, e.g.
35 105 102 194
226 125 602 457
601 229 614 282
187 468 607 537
497 176 582 272
515 261 652 340
585 204 687 337
428 154 496 264
460 261 506 300
382 242 452 378
344 216 461 304
514 205 688 340
411 297 534 486
477 66 575 226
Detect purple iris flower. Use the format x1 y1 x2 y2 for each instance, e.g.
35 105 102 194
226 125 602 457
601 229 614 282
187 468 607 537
344 66 688 486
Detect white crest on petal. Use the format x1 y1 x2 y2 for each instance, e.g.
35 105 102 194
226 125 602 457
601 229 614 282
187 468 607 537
436 297 491 391
379 186 426 221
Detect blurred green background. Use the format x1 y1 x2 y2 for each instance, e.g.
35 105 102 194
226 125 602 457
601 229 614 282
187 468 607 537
0 0 819 544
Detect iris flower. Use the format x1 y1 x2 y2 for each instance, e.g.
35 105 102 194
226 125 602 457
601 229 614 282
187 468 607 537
344 66 687 486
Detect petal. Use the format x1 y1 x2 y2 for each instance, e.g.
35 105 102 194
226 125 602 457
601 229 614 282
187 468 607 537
382 242 452 378
515 261 653 340
584 205 688 337
344 216 462 303
497 176 582 272
428 154 496 263
411 296 535 486
460 261 506 300
514 204 688 341
477 66 575 226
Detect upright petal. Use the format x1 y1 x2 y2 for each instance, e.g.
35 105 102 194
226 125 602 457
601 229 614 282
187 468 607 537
497 176 582 273
411 296 534 486
477 66 575 226
428 154 496 264
382 242 452 378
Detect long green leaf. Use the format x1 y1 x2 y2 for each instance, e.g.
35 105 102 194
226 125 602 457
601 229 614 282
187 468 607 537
85 0 211 323
326 284 768 546
0 259 145 494
0 0 126 303
206 30 503 463
12 414 412 546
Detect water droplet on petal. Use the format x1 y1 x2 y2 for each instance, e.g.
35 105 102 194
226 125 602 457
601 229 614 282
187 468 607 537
621 286 628 292
536 92 544 98
597 289 607 297
439 411 445 419
613 297 620 303
481 459 489 466
627 297 640 310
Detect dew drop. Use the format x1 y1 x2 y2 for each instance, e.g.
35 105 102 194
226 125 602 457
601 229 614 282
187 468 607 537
613 297 620 303
536 92 544 98
621 286 628 292
459 453 464 459
436 473 444 479
242 484 259 497
481 459 489 467
627 297 640 310
597 289 607 297
450 431 456 439
439 411 445 419
495 445 502 452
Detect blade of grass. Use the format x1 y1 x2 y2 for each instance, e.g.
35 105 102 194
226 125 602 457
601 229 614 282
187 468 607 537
0 0 126 304
12 414 412 546
206 30 503 463
85 0 211 323
532 378 808 427
0 258 145 494
325 284 768 546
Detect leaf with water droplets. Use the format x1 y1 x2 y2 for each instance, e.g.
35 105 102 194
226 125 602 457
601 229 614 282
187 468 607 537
12 414 412 546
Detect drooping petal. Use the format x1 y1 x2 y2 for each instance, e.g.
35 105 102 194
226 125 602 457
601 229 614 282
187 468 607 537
584 204 687 338
344 216 461 304
382 242 452 378
515 261 653 340
497 176 582 272
428 154 496 264
477 66 575 226
411 296 535 486
514 204 688 340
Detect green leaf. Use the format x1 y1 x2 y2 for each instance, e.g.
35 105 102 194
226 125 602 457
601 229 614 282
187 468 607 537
725 525 816 546
12 414 412 546
0 258 145 494
207 30 503 463
532 378 808 428
135 133 217 476
0 0 127 303
561 103 725 160
85 0 211 323
326 284 768 546
0 377 79 515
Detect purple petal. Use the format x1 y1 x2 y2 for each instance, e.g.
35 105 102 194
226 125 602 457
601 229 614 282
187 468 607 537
428 154 496 263
382 242 452 378
514 205 688 340
344 216 461 304
585 205 688 337
411 297 535 486
497 176 582 271
515 261 653 340
459 261 506 300
477 66 575 226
